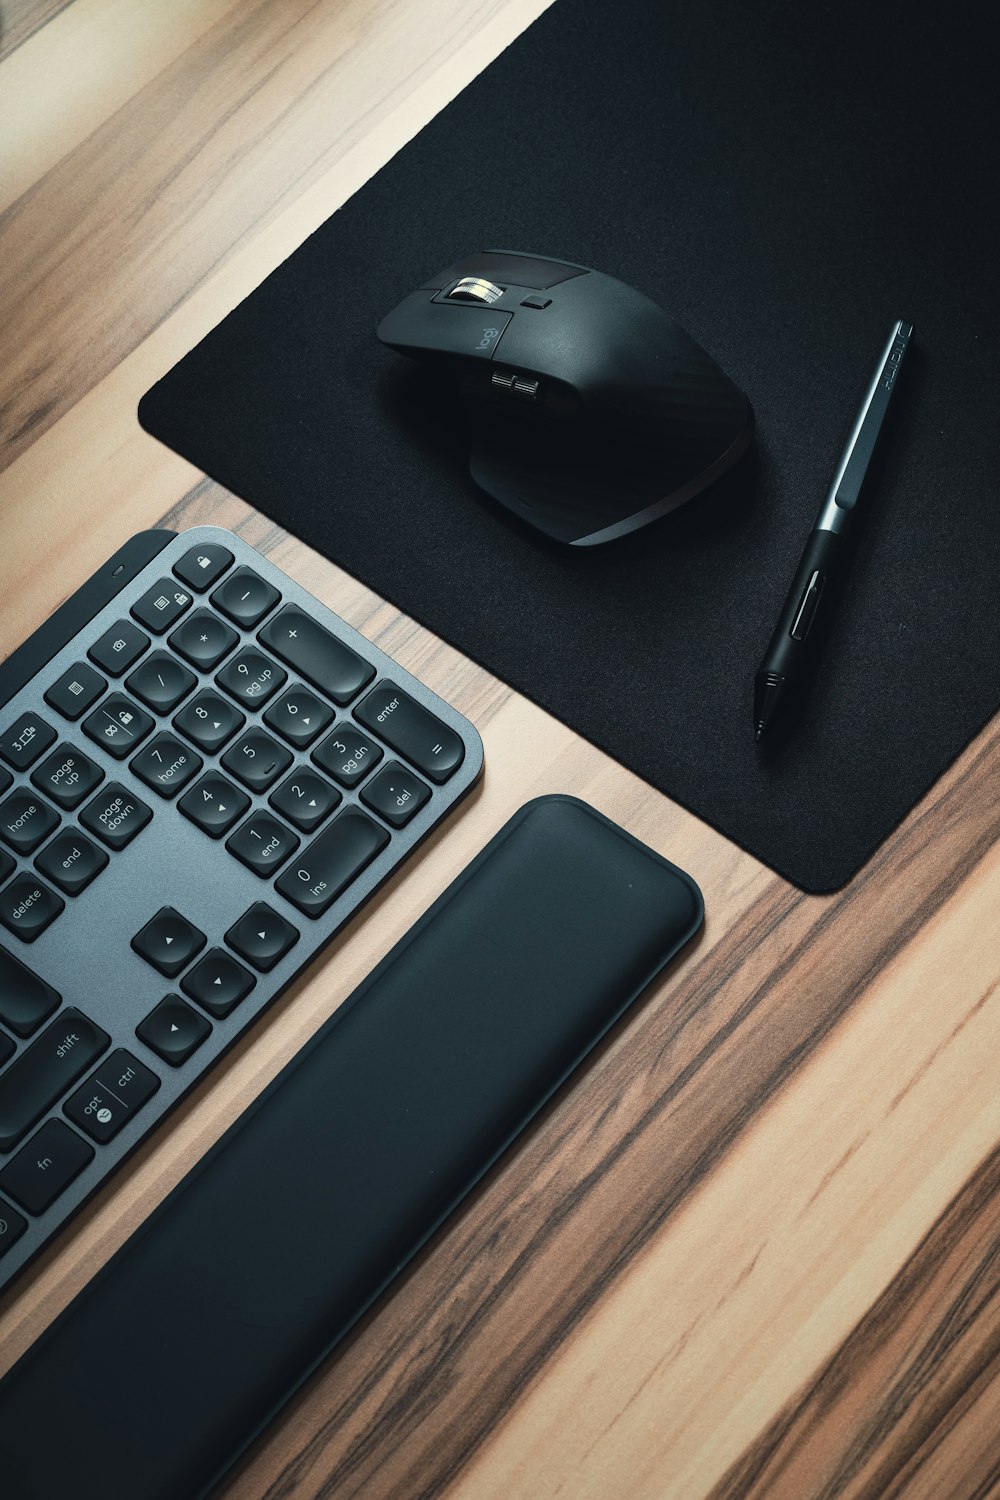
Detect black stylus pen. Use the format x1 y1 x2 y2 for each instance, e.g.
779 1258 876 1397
753 319 913 742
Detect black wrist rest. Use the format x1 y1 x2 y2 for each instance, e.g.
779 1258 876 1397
0 795 703 1500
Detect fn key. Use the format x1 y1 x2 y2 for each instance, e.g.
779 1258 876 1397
0 1120 94 1215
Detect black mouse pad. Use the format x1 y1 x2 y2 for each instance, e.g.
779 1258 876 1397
139 0 1000 892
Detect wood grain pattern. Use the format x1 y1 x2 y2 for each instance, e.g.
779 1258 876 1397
1 5 998 1499
0 0 71 61
712 1137 1000 1499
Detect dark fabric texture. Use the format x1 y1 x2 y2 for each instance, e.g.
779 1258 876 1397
139 0 1000 892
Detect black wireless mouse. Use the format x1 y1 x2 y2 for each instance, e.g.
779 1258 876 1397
376 250 754 546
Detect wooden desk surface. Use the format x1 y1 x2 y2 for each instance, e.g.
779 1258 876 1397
2 4 999 1496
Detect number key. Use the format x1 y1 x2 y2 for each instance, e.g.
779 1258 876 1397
220 729 292 793
268 769 341 833
130 732 203 798
311 724 383 788
173 690 245 754
216 647 287 708
262 685 333 749
226 811 300 877
177 773 250 838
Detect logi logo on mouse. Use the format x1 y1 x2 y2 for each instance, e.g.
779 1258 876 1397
476 327 501 351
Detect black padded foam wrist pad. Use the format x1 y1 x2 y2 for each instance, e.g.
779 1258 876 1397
0 797 703 1500
139 0 1000 891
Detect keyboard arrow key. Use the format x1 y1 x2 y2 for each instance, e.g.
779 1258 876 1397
225 903 298 973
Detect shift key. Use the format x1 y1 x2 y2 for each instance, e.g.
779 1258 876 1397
259 606 374 705
355 683 464 783
0 1009 109 1151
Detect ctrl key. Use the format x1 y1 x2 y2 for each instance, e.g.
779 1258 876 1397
65 1049 160 1143
0 1119 94 1216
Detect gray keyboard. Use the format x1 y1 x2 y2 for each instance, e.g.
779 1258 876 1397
0 526 483 1292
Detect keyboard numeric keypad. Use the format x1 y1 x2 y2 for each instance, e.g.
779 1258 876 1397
226 812 299 877
178 773 251 838
216 647 287 709
312 725 383 789
210 567 280 629
262 685 333 749
220 729 292 793
268 769 341 833
131 581 194 634
130 733 203 799
173 690 245 754
125 652 196 714
168 609 239 671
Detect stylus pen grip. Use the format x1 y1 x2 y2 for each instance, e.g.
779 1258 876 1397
752 527 845 740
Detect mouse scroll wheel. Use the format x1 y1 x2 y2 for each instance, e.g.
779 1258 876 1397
447 276 505 305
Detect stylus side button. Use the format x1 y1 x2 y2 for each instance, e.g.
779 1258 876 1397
789 570 824 641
